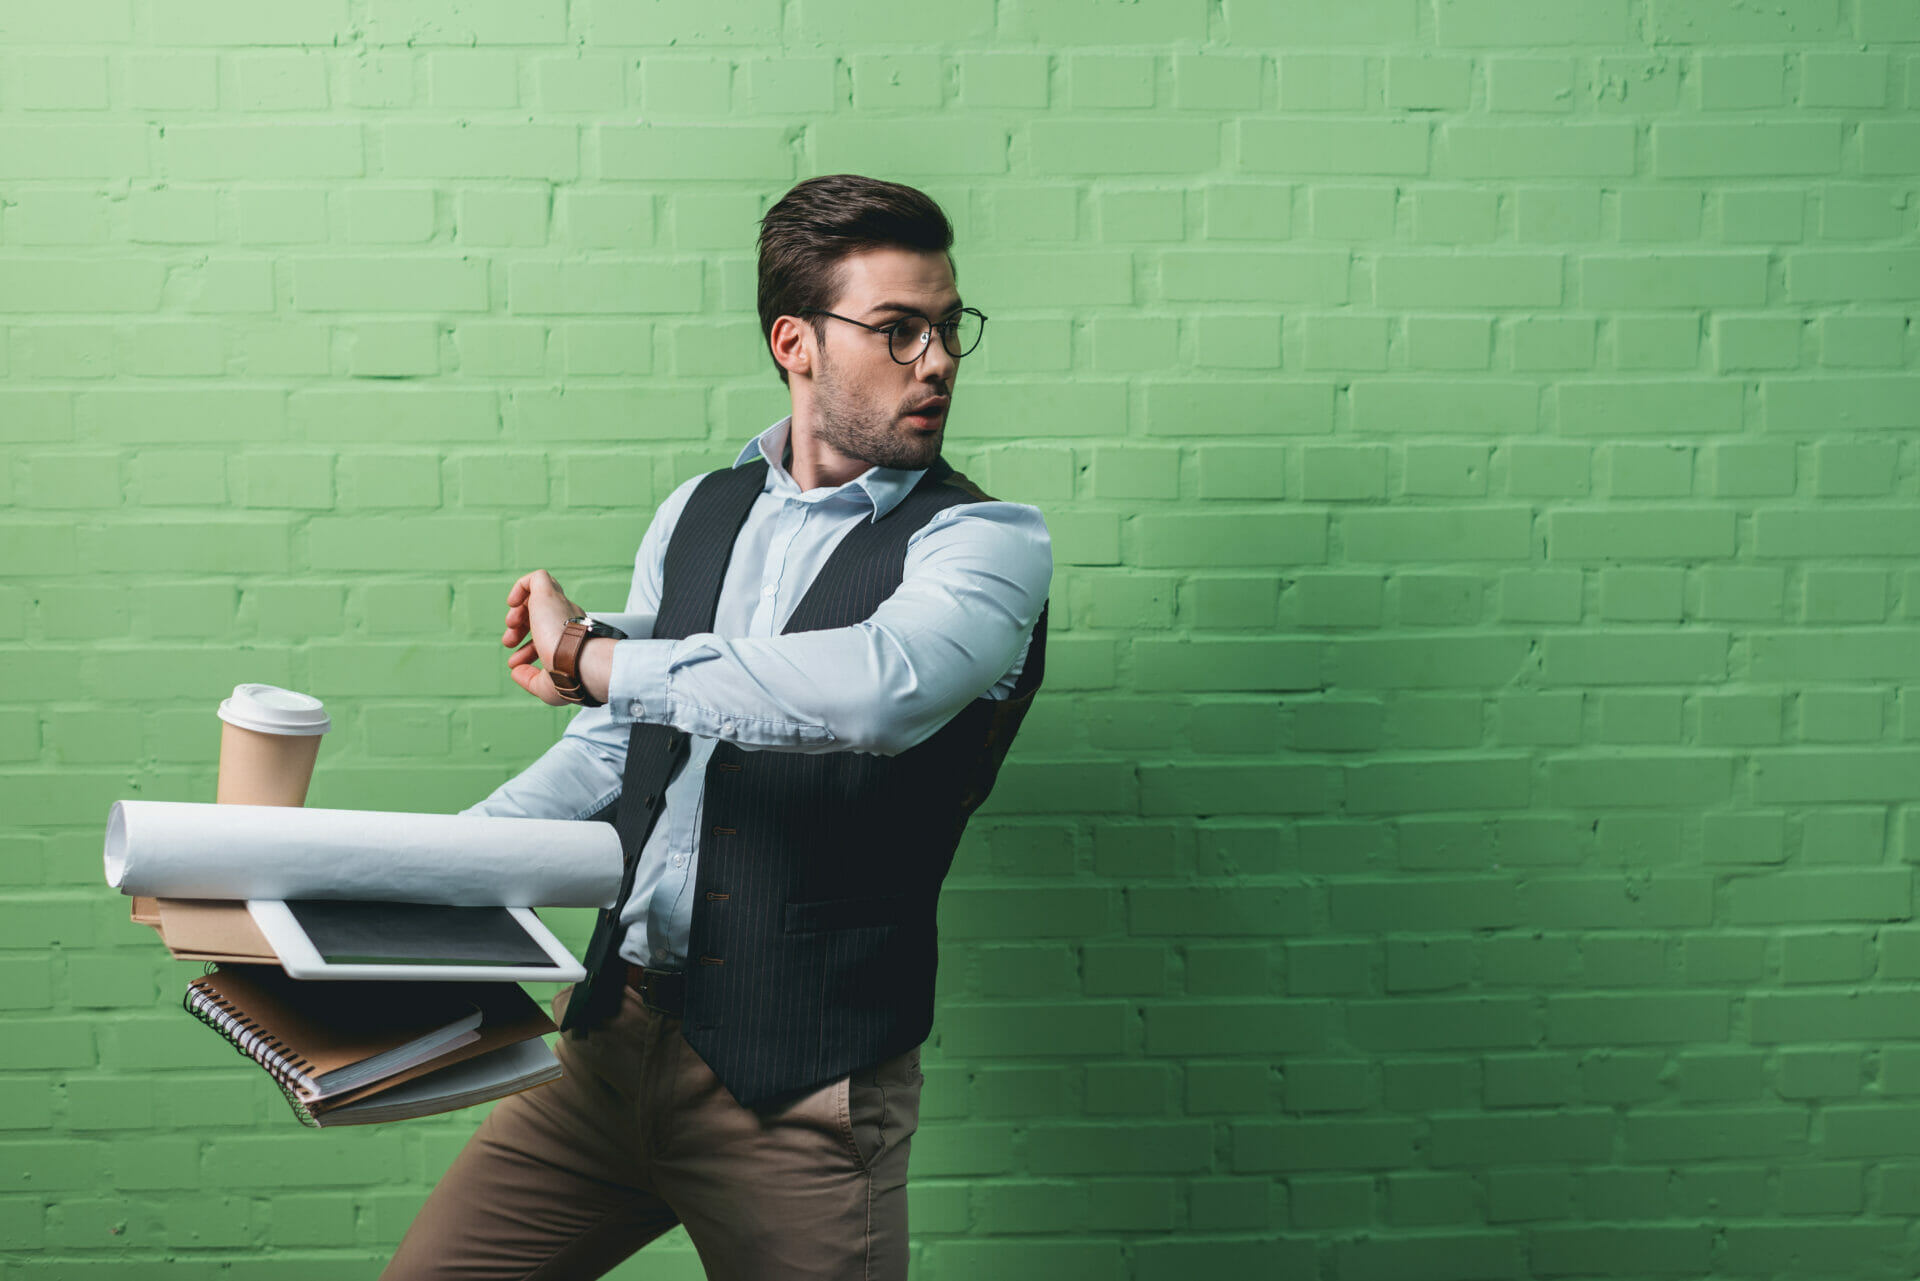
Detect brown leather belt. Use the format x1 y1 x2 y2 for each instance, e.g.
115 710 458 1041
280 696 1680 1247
624 964 686 1016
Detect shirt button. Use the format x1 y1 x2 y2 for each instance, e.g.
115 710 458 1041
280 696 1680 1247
721 721 736 735
762 584 777 597
672 854 686 867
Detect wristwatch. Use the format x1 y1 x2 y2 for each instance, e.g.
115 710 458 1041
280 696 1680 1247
548 616 627 707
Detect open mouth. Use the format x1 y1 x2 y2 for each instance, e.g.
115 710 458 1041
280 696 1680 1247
902 400 948 428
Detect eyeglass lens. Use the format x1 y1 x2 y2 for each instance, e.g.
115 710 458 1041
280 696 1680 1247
887 310 985 363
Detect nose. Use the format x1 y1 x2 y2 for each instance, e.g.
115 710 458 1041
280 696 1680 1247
914 333 957 382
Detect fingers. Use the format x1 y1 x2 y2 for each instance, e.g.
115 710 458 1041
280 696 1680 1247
507 643 567 706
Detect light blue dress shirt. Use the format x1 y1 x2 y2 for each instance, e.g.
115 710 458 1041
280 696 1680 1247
465 418 1052 971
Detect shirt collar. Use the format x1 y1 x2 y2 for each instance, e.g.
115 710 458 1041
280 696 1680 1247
733 417 926 522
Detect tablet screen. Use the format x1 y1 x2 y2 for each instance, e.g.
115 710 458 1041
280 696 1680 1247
287 901 555 967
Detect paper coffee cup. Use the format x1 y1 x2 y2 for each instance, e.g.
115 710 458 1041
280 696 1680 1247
216 684 330 807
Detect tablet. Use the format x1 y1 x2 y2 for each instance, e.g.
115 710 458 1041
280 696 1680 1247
248 899 586 982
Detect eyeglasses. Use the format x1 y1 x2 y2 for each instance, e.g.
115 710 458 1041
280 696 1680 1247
799 307 988 364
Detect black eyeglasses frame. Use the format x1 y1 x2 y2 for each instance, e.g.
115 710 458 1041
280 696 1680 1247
797 307 989 364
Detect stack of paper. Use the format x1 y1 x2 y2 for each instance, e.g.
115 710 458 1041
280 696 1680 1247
183 964 561 1127
106 799 623 1126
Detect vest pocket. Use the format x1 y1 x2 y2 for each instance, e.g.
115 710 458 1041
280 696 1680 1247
783 896 903 933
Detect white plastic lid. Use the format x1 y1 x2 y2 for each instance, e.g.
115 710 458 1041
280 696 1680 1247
217 683 331 736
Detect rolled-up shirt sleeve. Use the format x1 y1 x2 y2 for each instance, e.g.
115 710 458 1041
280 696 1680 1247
607 500 1050 756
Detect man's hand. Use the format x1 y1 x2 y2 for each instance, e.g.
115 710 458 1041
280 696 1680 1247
502 570 584 706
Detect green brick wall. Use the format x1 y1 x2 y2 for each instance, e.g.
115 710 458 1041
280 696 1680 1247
4 1 1919 1276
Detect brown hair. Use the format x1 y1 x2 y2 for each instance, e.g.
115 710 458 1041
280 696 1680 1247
757 174 954 384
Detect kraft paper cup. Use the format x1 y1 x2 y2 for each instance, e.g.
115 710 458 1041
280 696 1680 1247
216 684 330 807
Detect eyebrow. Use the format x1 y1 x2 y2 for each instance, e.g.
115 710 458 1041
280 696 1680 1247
865 299 965 320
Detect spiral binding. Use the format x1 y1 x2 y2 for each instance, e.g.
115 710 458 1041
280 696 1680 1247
182 974 324 1103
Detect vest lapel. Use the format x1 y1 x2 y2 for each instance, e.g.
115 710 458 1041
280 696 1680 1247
562 459 766 1032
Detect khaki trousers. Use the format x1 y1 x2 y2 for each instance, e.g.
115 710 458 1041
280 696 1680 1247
381 985 923 1281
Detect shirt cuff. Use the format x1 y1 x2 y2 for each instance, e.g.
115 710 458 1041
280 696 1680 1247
606 637 675 723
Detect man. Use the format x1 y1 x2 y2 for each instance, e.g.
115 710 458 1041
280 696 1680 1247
383 174 1051 1279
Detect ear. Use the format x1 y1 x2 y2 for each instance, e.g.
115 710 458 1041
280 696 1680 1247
769 315 814 380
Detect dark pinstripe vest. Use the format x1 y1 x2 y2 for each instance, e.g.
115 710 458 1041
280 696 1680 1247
560 456 1047 1109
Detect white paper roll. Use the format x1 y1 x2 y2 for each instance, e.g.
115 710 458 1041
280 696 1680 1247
105 800 622 908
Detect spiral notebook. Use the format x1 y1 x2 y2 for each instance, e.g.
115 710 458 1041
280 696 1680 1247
183 964 560 1126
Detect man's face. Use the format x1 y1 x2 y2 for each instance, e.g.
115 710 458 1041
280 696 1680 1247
809 246 963 474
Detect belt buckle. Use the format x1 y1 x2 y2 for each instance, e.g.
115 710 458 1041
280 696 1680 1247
634 965 683 1016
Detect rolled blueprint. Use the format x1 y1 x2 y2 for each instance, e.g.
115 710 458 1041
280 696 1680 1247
104 800 621 908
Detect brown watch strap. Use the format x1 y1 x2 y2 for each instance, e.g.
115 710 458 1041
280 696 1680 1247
548 621 602 707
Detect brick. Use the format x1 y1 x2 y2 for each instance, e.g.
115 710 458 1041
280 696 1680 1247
1444 124 1635 177
1328 636 1529 690
1720 190 1804 243
1786 251 1920 304
1137 1240 1306 1281
1600 445 1692 498
1513 318 1597 371
1432 1111 1613 1165
1346 508 1533 562
1240 121 1429 175
1582 255 1768 308
1655 123 1842 177
1388 57 1472 110
1862 123 1920 177
1173 56 1265 112
1067 55 1154 109
1730 869 1910 925
1722 1225 1906 1275
1347 757 1530 814
1821 184 1906 239
1756 751 1920 804
1611 316 1699 369
1548 509 1735 558
1005 0 1206 42
939 1003 1126 1058
1139 763 1333 817
1310 186 1396 240
287 392 495 448
1404 445 1490 497
508 262 703 315
1763 376 1920 431
601 125 793 181
1276 54 1367 111
1488 57 1575 112
1351 382 1539 433
1503 446 1590 499
1529 1227 1714 1277
925 1242 1122 1281
1819 316 1906 368
535 56 626 112
1756 510 1920 558
1715 316 1802 371
1234 1119 1417 1173
293 256 489 312
1515 188 1601 243
1437 0 1635 44
1161 250 1347 303
1650 0 1845 42
636 58 732 117
1548 995 1730 1045
1134 640 1317 693
1705 443 1794 497
1375 256 1561 307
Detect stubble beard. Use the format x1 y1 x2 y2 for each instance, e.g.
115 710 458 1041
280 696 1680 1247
811 352 946 474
